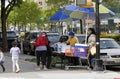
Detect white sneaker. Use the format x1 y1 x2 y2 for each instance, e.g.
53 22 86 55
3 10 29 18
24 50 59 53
43 67 47 71
16 69 20 73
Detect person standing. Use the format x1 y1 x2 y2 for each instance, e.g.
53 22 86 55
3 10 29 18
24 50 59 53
44 33 52 69
32 32 48 70
10 41 21 73
66 31 79 65
87 28 96 68
0 47 5 72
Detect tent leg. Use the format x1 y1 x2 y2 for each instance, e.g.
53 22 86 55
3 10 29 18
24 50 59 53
80 19 83 34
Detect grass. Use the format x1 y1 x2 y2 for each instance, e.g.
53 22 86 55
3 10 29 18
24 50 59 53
24 56 62 63
25 58 36 63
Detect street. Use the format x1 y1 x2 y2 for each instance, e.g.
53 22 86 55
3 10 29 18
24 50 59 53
0 54 119 79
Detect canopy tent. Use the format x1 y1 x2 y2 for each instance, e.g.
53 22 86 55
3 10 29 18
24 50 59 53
64 3 115 19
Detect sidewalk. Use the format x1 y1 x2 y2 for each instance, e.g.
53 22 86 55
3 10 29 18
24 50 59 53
0 53 120 79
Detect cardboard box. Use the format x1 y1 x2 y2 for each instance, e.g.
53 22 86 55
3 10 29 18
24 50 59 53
57 43 70 53
65 47 74 57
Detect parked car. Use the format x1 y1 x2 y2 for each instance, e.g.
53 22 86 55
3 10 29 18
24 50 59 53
23 31 61 55
55 34 120 66
100 38 120 66
58 34 86 43
0 30 18 49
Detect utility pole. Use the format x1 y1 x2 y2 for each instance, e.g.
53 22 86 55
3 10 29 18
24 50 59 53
94 0 104 71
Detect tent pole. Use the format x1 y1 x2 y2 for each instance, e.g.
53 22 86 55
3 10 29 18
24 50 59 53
80 19 83 34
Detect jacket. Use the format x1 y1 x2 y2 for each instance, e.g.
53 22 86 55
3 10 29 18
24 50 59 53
33 35 48 47
66 36 79 46
87 34 96 47
0 52 5 62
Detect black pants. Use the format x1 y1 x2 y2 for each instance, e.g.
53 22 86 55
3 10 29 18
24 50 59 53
36 51 47 66
46 46 52 68
0 61 5 72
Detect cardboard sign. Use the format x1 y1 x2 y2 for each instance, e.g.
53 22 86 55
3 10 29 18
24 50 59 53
65 47 74 57
57 43 70 53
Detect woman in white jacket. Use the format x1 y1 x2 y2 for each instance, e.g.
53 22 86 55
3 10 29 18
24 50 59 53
87 28 96 69
0 47 5 72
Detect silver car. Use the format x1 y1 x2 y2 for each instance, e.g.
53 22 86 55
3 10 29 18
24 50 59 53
100 38 120 66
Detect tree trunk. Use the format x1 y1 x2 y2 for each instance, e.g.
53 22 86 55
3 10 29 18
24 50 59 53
1 0 8 52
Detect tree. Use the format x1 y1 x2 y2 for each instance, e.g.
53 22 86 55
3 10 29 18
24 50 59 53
1 0 22 52
92 0 119 13
14 0 41 31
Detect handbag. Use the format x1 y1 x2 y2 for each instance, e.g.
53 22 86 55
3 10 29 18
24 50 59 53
90 46 96 56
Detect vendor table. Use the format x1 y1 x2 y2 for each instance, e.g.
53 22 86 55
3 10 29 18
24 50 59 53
51 43 91 70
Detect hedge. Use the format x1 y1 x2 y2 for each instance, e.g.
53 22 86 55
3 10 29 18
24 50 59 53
100 34 120 42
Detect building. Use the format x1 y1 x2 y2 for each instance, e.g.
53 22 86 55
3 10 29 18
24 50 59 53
34 0 50 10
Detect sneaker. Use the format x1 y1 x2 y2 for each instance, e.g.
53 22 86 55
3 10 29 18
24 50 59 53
43 67 47 71
16 69 20 73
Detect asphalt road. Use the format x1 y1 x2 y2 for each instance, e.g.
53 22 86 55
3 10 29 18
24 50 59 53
107 66 120 73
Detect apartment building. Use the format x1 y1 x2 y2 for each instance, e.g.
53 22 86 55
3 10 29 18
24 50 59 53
34 0 50 10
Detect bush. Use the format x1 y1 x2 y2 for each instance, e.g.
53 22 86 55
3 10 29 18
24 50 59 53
100 34 120 42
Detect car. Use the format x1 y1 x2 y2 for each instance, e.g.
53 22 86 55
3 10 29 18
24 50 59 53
0 31 18 49
100 38 120 66
56 34 120 66
22 31 61 55
58 34 86 43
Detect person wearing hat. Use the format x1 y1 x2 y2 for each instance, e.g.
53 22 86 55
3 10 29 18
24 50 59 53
66 31 79 65
66 31 79 46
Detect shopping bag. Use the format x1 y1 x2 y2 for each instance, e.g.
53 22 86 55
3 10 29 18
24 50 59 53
90 46 96 56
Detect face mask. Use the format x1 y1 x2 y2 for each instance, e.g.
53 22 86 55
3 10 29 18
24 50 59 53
87 32 91 35
42 35 46 36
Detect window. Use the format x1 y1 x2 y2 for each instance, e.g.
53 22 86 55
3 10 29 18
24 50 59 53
39 1 42 5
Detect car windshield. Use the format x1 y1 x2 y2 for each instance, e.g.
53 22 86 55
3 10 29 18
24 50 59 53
76 35 86 43
47 34 61 45
7 32 16 38
30 32 38 39
100 40 120 49
0 31 17 38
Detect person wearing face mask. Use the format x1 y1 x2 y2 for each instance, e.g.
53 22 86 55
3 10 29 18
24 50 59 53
87 28 96 69
66 31 79 47
66 31 80 65
32 32 48 70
